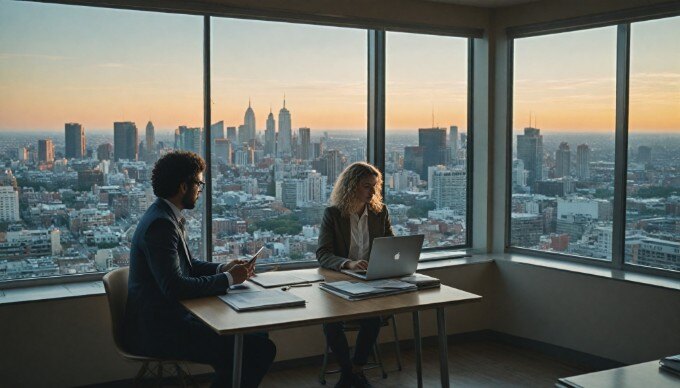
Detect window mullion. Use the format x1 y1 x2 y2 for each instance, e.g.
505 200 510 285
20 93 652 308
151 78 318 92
367 29 386 177
203 15 213 262
612 23 631 270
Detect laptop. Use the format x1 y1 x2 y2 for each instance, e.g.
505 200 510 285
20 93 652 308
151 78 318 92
341 234 424 280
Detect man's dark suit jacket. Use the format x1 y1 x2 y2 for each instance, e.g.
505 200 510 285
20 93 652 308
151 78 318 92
316 205 394 270
124 198 229 355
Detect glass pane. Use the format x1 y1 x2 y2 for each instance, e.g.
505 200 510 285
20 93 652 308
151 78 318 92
0 1 202 282
210 18 366 266
625 16 680 272
511 27 616 261
385 32 469 250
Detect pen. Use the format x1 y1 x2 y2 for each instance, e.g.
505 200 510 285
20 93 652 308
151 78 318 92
281 283 313 291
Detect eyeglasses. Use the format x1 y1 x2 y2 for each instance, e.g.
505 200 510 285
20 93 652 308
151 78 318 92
191 180 205 191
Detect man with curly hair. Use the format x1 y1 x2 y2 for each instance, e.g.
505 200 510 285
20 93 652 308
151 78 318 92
124 151 276 387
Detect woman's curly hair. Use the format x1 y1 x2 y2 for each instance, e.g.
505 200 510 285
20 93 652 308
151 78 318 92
151 151 205 198
329 162 384 217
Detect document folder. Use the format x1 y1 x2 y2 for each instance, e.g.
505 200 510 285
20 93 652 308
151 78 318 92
218 290 305 312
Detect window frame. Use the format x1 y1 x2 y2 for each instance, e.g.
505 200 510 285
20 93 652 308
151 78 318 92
0 1 477 287
504 4 680 280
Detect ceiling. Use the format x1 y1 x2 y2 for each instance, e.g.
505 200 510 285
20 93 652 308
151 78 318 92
425 0 542 8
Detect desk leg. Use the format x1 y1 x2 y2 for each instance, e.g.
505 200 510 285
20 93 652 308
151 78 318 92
412 311 422 388
437 307 449 388
233 333 244 388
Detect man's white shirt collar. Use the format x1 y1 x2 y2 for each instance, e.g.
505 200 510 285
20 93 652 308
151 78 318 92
161 198 183 221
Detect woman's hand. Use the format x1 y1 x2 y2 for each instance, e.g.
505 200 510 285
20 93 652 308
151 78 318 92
344 260 368 271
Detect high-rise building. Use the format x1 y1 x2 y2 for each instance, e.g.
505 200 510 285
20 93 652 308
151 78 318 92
65 123 86 159
299 127 311 160
512 159 528 189
404 146 424 176
320 149 343 184
226 126 237 142
313 140 324 160
516 127 544 187
211 121 225 143
576 144 591 180
0 186 20 222
555 142 571 178
145 121 155 153
431 168 466 213
418 128 447 180
174 126 202 155
97 143 113 161
637 145 652 165
264 109 276 156
449 125 458 163
214 138 232 165
37 139 54 163
244 100 256 142
278 97 292 156
113 121 139 161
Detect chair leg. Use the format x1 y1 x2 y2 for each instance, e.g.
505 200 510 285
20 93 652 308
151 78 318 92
133 361 149 387
373 344 387 379
390 315 403 371
319 344 329 385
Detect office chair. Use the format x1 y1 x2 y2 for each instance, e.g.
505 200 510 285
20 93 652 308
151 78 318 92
318 315 403 385
103 267 196 387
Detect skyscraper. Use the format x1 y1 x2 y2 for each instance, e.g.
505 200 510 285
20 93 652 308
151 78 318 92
174 126 202 155
418 128 448 180
244 100 256 142
404 146 424 176
431 168 466 212
211 121 225 141
64 123 85 159
145 121 155 153
226 126 237 142
299 127 311 160
0 186 20 221
97 143 113 161
516 127 544 187
113 121 139 161
214 138 232 165
37 139 54 163
555 142 571 178
278 97 292 156
265 109 276 156
576 144 591 180
449 125 458 163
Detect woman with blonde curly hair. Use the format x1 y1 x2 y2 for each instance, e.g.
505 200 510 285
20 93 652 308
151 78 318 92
316 161 394 388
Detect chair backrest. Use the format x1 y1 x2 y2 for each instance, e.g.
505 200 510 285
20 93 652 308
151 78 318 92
102 267 129 353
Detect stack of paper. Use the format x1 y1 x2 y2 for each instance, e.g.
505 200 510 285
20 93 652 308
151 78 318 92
320 280 417 301
218 290 306 312
400 273 441 290
249 271 325 288
660 354 680 376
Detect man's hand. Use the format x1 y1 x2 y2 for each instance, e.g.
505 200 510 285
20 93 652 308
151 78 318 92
344 260 368 271
228 264 251 285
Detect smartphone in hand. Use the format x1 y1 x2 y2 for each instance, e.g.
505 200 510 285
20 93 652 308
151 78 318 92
248 246 265 267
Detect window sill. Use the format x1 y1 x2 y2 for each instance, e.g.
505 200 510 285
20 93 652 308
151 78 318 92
489 253 680 292
0 251 488 305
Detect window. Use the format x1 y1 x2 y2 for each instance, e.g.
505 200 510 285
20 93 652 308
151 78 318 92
510 27 616 261
625 16 680 272
385 32 470 249
209 18 366 266
508 13 680 276
0 1 203 281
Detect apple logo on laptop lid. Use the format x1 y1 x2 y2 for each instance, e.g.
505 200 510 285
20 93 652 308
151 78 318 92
393 252 400 261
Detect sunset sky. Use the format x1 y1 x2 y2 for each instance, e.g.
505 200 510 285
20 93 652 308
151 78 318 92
0 1 677 133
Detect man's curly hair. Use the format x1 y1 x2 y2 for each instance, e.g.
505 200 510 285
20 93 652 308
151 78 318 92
151 151 206 198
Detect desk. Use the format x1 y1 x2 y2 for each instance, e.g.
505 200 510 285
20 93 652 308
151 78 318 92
182 268 482 388
557 360 679 388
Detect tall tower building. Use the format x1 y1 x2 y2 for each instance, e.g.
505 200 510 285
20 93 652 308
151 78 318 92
418 128 448 180
299 127 311 160
244 100 256 142
555 142 571 178
145 121 155 153
576 144 591 180
226 127 237 142
113 121 139 161
65 123 86 159
0 186 20 221
278 96 292 156
214 138 232 165
97 143 113 161
516 127 544 187
175 126 202 155
265 109 276 156
431 168 466 212
211 121 225 142
449 125 458 163
37 139 54 163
